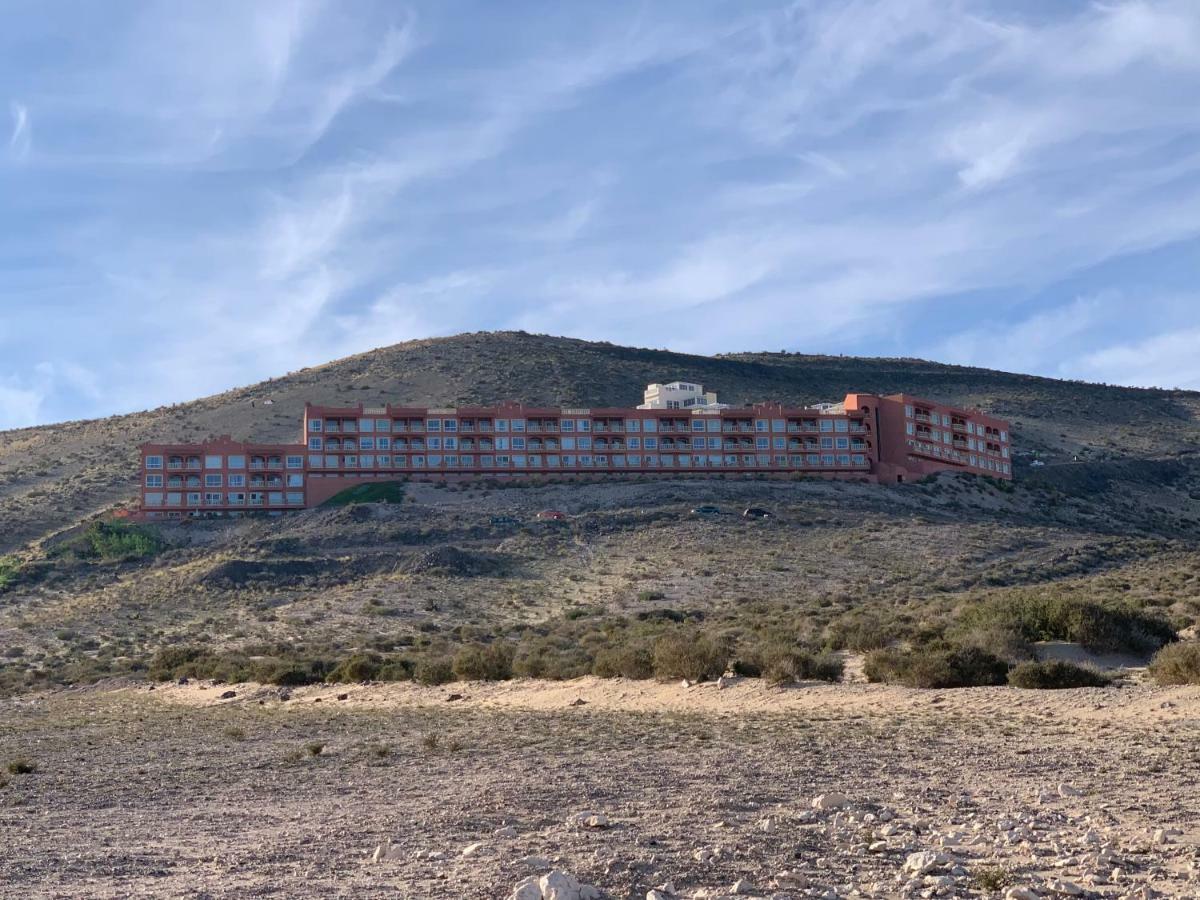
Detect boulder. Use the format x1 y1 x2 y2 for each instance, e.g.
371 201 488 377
811 792 849 810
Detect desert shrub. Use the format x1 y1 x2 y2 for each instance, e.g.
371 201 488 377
592 643 655 679
759 647 844 684
376 658 416 682
954 595 1173 656
58 521 164 561
652 630 726 682
953 622 1034 662
824 613 895 652
414 657 455 686
148 644 211 681
1008 660 1111 689
864 645 1008 689
327 653 382 683
0 557 20 593
637 590 666 603
512 644 591 680
1148 642 1200 685
452 643 514 681
267 663 325 687
6 757 35 775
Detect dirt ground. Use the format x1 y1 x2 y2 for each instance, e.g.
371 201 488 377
2 677 1199 899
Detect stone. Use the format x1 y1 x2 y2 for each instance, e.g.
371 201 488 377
494 825 518 838
812 792 849 810
540 871 585 900
337 693 349 701
731 879 757 895
1047 879 1083 896
775 871 809 889
1057 783 1083 798
370 842 393 863
717 675 734 690
582 813 609 829
1004 889 1040 900
904 851 950 875
520 855 552 870
509 876 543 900
219 690 237 700
461 841 485 857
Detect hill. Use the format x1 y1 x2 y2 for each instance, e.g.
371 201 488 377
1 331 1198 553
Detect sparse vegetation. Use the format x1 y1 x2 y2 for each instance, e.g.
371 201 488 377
652 630 727 682
451 642 514 681
0 556 20 592
323 481 405 507
6 757 35 775
864 645 1009 689
1148 642 1200 686
1008 660 1111 689
53 520 164 561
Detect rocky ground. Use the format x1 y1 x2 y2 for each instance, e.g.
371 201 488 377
1 677 1198 899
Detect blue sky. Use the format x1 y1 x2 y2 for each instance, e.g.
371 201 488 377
2 0 1200 428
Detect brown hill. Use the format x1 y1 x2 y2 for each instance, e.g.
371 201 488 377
1 331 1198 553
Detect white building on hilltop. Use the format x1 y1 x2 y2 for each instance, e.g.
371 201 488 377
638 381 727 410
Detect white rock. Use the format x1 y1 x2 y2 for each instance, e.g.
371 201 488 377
774 871 809 889
1047 878 1084 896
1004 888 1040 900
1058 783 1083 798
868 841 888 853
731 879 757 895
370 841 394 863
509 876 543 900
717 674 734 690
541 871 587 900
903 851 950 876
647 892 672 900
494 825 518 838
461 841 486 857
520 855 552 870
1151 828 1169 845
758 816 778 832
812 792 849 810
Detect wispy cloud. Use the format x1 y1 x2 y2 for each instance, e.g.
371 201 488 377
7 101 30 160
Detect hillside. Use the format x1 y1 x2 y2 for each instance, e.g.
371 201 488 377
1 331 1198 554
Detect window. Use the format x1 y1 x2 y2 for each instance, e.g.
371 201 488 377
625 419 640 432
755 437 769 450
852 454 865 465
560 419 574 432
642 419 656 433
204 474 223 487
707 418 721 433
308 436 322 450
205 492 223 505
511 437 525 450
807 454 820 465
269 492 284 505
443 419 458 432
1000 430 1008 443
144 492 163 506
577 419 591 432
905 422 914 435
970 454 978 467
287 492 304 505
325 455 339 468
146 474 163 487
376 419 390 433
359 419 375 433
428 437 442 450
511 419 524 432
166 492 182 506
819 419 833 432
146 455 163 470
578 437 592 450
773 437 785 450
834 419 848 432
822 454 834 466
376 436 390 450
755 419 768 432
494 419 507 432
837 453 851 465
967 422 975 435
227 493 245 505
187 492 201 506
942 415 951 426
835 437 849 449
205 455 223 469
904 405 914 418
820 437 834 449
228 474 246 487
286 455 303 469
561 437 575 450
227 455 245 469
309 419 322 432
643 437 658 450
692 419 705 432
287 474 303 487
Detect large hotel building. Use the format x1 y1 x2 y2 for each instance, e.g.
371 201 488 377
137 383 1012 517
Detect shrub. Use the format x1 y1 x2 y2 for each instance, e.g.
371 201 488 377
268 663 325 687
760 648 844 685
864 645 1008 689
452 643 514 681
652 630 726 682
414 657 455 686
1148 642 1200 686
1008 660 1111 689
327 653 381 683
0 557 20 593
592 643 655 679
58 521 164 561
6 757 35 775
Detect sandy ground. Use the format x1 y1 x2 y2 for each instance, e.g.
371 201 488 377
2 677 1199 899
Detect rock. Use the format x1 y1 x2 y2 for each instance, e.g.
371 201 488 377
903 851 950 875
569 812 610 829
519 855 552 870
494 825 518 838
717 674 734 690
177 677 189 685
868 840 888 852
730 879 757 895
647 892 672 900
446 693 464 702
812 792 849 810
461 841 485 857
1058 783 1083 798
1005 889 1040 900
1047 879 1083 896
538 871 599 900
569 698 587 706
509 876 543 900
774 871 809 889
1151 828 1169 844
370 841 393 863
218 690 237 700
337 693 349 701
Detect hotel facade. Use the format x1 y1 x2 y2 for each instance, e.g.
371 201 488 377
137 386 1012 518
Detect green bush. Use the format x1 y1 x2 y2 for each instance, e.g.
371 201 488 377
414 657 456 686
592 643 655 679
1148 642 1200 686
757 646 845 684
452 643 515 681
954 595 1173 656
0 557 20 593
1008 660 1111 689
864 645 1008 689
59 521 164 561
327 653 382 683
652 630 726 682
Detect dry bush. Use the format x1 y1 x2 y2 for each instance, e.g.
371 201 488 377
1148 642 1200 686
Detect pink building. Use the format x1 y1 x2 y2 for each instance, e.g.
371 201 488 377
137 392 1012 517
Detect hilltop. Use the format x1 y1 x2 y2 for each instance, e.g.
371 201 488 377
1 331 1199 553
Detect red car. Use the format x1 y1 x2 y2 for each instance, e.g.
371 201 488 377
536 509 567 521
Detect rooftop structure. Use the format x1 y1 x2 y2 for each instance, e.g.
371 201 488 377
638 381 726 410
136 386 1012 518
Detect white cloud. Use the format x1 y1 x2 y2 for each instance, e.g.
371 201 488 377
1073 327 1200 390
7 101 30 161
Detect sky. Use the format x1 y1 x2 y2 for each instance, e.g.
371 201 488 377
2 0 1200 429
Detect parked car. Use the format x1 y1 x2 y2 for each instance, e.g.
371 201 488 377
490 515 520 527
536 509 567 521
690 505 721 516
742 507 772 519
